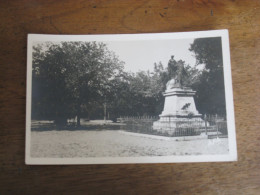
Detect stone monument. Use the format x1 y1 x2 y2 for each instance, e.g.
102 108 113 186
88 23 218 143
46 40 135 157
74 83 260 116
153 67 204 136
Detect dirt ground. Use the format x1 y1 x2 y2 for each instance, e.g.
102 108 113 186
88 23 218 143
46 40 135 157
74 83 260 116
30 130 229 158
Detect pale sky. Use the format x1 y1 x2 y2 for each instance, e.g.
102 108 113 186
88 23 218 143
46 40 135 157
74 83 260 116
104 38 196 73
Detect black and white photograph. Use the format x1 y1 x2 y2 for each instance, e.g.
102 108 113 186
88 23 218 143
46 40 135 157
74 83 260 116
26 30 237 164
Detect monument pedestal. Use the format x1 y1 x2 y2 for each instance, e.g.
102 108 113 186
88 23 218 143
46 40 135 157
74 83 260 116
153 87 204 136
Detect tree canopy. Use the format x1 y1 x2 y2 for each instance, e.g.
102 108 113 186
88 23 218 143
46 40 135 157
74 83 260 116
189 37 226 115
32 42 124 126
32 38 226 127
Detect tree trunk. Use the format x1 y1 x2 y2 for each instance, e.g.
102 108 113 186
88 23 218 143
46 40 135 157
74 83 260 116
76 103 81 127
77 114 81 127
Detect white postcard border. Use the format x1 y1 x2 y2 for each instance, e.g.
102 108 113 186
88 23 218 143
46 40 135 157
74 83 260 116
26 29 237 165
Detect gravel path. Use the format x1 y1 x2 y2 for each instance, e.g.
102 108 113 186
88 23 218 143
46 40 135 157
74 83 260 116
31 130 229 158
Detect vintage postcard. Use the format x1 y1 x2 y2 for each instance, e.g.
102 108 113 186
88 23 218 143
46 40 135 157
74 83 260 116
26 30 237 164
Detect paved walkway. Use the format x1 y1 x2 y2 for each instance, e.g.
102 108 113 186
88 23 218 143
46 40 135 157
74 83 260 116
31 130 229 158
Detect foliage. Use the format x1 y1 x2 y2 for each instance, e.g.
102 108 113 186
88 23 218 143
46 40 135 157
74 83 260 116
107 67 165 119
32 42 124 126
189 37 226 115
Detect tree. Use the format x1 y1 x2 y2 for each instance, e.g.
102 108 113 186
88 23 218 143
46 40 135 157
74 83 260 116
189 37 226 115
106 63 167 118
102 71 133 121
32 42 124 127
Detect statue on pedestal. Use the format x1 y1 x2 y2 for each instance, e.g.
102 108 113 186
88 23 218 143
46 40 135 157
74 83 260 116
153 58 204 136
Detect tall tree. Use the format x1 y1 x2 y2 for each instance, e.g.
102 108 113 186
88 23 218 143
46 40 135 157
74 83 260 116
189 37 226 115
32 42 124 126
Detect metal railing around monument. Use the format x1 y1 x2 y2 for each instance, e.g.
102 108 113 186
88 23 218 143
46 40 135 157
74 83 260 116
118 115 228 138
118 116 159 134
